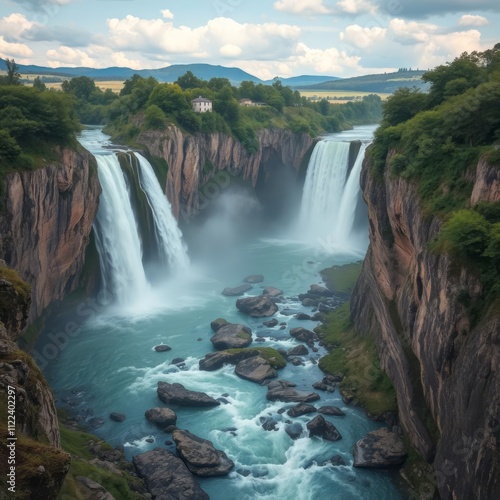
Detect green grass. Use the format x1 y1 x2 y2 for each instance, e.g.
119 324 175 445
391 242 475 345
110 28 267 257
317 303 397 415
320 261 363 294
226 347 286 369
0 265 31 301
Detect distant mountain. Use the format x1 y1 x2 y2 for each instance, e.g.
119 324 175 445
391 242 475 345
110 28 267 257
303 70 429 93
265 75 340 87
0 59 264 85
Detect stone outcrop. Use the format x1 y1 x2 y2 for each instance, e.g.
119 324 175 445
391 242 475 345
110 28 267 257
133 448 209 499
236 296 278 317
138 126 315 219
306 415 342 442
234 355 278 383
0 271 70 498
172 430 234 477
0 148 101 321
266 380 320 403
210 323 253 349
350 151 500 498
353 428 407 468
157 381 220 407
145 407 177 429
222 284 253 296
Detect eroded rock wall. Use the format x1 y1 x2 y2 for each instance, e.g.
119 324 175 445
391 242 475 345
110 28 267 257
351 152 500 499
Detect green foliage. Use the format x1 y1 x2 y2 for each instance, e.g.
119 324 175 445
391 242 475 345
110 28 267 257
382 88 428 126
320 261 363 294
144 104 167 129
225 347 286 369
317 303 397 415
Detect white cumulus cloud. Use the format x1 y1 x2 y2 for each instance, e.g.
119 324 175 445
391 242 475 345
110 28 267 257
340 25 386 49
161 9 174 19
0 37 33 58
458 15 489 27
336 0 378 15
273 0 330 14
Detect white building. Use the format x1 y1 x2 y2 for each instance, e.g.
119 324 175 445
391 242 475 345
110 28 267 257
191 96 212 113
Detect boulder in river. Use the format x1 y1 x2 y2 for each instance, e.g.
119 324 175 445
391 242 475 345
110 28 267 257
109 412 126 422
353 428 407 468
157 382 220 407
263 319 279 327
330 455 347 467
289 327 317 343
309 284 334 297
199 349 260 371
235 356 278 383
210 323 252 349
287 403 317 417
133 448 208 500
236 296 278 317
287 345 309 356
154 344 171 352
210 318 228 332
222 284 253 296
243 274 264 284
295 313 311 320
306 415 342 442
317 406 345 417
285 423 304 440
262 286 283 298
172 430 234 477
266 380 320 403
145 407 177 429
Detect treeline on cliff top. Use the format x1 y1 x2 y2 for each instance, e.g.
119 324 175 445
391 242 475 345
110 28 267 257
370 44 500 301
64 71 382 152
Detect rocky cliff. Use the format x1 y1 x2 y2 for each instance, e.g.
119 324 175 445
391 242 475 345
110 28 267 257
0 147 101 322
0 268 70 498
138 126 316 220
351 151 500 499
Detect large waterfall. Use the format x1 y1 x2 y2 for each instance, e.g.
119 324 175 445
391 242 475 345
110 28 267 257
92 149 189 304
298 138 369 250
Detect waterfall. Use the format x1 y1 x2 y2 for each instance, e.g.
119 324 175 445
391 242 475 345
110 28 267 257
92 150 189 305
298 139 370 249
135 153 189 270
93 153 149 304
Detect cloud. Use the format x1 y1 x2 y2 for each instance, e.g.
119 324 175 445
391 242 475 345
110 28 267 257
46 45 97 67
14 0 73 13
161 9 174 19
458 14 489 26
106 15 302 62
0 36 33 58
335 0 378 15
22 24 92 46
273 0 330 14
388 18 439 45
340 25 386 48
0 13 34 39
378 0 500 19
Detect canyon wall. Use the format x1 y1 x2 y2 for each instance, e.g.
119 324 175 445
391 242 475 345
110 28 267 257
351 152 500 499
0 270 70 497
0 148 101 322
138 125 316 220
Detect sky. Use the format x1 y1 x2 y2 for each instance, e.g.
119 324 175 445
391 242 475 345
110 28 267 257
0 0 499 79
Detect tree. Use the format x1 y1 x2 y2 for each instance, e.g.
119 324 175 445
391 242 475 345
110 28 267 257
33 76 46 91
62 76 97 100
382 88 428 126
5 59 21 86
176 71 205 90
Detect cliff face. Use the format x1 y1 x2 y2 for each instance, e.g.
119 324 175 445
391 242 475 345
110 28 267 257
138 126 316 219
0 148 101 322
351 152 500 499
0 270 70 497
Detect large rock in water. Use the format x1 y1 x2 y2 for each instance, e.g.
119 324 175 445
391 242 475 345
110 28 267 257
145 407 177 429
236 296 278 317
210 323 252 349
289 327 317 343
262 286 283 298
172 430 234 477
157 382 220 407
353 428 407 468
306 415 342 442
222 284 253 296
133 448 208 499
235 356 278 383
199 349 260 371
266 380 320 403
210 318 228 332
287 403 317 417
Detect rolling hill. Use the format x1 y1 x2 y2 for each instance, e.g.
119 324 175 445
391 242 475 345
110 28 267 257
302 70 429 93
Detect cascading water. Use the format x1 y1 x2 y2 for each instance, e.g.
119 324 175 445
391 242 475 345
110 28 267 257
93 153 149 304
135 153 189 270
298 138 370 251
83 128 190 306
